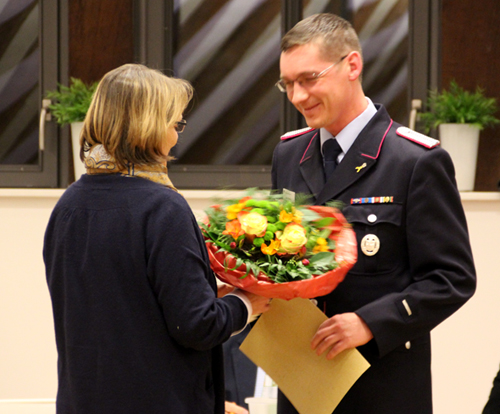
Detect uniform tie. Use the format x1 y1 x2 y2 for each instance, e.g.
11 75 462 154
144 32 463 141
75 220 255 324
323 139 342 179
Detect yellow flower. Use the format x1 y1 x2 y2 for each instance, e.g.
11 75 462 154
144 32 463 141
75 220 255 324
280 223 308 254
226 203 245 220
279 209 294 223
226 197 251 220
292 209 303 224
313 237 329 253
261 239 280 255
238 211 268 236
279 208 302 224
316 237 327 246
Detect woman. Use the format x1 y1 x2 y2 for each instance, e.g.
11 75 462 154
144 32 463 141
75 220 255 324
44 64 270 414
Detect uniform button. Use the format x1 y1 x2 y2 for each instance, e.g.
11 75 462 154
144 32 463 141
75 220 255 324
367 214 377 223
405 341 411 349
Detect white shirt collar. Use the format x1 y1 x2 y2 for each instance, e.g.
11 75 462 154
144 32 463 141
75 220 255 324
320 97 377 162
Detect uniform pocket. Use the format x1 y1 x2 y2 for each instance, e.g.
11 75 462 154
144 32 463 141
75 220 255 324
343 203 406 274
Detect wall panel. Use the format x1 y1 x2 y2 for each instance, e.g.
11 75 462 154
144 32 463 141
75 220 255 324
441 0 500 191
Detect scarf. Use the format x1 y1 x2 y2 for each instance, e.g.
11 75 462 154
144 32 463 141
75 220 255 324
84 144 177 192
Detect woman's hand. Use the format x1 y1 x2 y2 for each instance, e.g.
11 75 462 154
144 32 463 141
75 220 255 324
217 283 235 298
218 284 272 315
242 291 272 316
225 401 249 414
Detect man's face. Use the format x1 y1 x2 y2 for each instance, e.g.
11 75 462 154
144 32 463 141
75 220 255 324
279 43 351 135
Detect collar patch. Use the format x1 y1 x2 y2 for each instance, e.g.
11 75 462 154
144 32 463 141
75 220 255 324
396 127 440 149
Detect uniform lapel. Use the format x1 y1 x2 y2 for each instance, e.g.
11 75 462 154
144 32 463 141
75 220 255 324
315 106 393 205
298 131 324 198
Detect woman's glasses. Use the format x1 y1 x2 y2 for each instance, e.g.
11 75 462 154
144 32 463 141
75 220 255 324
175 119 187 133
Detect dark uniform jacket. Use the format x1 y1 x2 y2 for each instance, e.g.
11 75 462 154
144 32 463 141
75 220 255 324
44 174 248 414
272 104 476 414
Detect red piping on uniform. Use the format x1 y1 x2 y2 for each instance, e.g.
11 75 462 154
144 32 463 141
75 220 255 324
300 132 318 164
361 119 393 159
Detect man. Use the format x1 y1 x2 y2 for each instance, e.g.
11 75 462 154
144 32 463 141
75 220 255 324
271 13 476 414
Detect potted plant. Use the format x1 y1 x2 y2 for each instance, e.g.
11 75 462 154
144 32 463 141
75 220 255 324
46 77 98 180
419 80 500 191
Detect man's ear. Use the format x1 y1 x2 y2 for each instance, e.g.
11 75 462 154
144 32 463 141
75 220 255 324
346 51 363 81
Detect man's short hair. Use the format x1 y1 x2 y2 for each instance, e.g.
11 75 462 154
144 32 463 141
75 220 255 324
281 13 362 62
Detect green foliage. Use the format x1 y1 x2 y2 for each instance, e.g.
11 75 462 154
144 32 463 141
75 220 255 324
46 78 98 126
419 80 500 133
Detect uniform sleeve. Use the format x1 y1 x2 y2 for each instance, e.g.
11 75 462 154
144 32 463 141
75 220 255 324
146 193 248 351
356 148 476 357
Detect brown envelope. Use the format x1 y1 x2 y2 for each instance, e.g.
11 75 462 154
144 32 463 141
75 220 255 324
240 298 370 414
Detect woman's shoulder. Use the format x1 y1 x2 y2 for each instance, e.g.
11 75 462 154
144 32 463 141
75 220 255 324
145 181 188 204
65 175 191 214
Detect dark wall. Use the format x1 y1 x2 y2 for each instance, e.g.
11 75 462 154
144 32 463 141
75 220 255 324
69 0 134 84
442 0 500 191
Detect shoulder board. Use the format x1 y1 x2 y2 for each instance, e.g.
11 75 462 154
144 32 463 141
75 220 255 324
396 127 440 149
281 127 314 141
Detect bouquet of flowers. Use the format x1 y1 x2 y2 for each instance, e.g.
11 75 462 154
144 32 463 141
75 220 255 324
200 191 357 300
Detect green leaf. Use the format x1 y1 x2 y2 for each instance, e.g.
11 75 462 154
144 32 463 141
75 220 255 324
298 208 322 222
46 78 98 126
314 217 334 227
308 252 335 266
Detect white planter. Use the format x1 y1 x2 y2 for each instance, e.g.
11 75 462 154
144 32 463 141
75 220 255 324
438 123 480 191
70 122 85 181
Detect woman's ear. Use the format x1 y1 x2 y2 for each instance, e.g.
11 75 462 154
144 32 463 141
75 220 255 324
345 51 363 82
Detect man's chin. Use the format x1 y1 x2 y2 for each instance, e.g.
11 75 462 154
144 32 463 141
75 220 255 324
304 119 323 130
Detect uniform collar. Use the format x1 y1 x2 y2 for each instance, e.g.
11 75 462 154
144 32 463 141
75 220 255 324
314 104 394 205
320 97 377 162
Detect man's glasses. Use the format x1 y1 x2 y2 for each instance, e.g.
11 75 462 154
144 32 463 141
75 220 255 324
275 55 348 93
174 119 187 133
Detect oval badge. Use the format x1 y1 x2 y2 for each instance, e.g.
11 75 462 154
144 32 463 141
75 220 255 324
360 234 380 256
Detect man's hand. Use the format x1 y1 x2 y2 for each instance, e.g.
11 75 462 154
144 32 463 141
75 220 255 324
311 312 373 360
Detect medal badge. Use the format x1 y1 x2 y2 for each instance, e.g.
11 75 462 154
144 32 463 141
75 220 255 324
360 234 380 256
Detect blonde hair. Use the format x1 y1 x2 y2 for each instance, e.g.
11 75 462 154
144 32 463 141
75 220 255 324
281 13 362 62
80 63 193 168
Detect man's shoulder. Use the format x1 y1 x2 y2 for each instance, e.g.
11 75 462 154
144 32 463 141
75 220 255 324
391 126 440 150
280 127 316 141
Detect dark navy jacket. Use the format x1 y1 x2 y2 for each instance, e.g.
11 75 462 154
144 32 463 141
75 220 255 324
272 105 476 414
44 174 248 414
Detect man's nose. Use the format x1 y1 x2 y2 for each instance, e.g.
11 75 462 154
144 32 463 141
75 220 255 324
289 83 309 105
